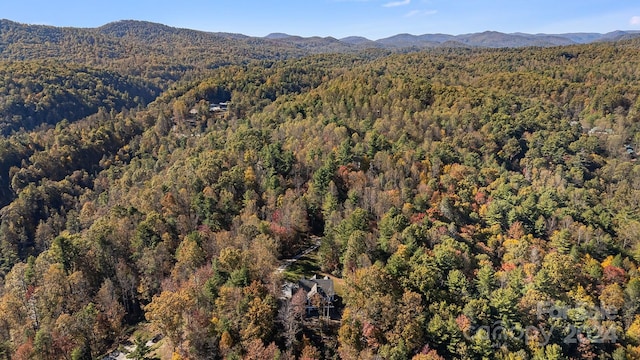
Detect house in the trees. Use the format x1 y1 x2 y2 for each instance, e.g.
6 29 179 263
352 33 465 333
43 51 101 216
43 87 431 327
625 144 636 158
282 275 335 319
209 102 229 112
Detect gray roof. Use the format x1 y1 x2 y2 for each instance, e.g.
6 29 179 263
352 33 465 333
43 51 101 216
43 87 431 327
299 277 335 298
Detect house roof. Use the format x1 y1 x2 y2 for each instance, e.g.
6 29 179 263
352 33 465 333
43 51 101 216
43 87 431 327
299 277 335 298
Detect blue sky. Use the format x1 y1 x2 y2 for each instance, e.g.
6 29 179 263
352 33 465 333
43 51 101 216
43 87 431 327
3 0 640 40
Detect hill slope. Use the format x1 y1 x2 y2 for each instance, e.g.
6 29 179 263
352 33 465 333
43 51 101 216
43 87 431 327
0 60 159 135
2 18 640 360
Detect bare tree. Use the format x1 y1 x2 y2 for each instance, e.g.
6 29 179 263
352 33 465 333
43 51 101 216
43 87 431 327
278 289 306 348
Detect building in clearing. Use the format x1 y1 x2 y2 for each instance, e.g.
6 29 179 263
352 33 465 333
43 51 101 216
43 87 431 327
282 275 335 319
210 102 229 112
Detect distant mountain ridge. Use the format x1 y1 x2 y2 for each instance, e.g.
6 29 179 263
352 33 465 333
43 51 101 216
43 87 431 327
357 30 640 48
2 18 640 61
270 29 640 48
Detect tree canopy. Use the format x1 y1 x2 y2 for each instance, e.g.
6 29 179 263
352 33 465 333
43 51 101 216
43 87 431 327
1 21 640 359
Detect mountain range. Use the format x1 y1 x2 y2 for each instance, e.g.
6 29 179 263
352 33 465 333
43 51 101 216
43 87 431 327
336 31 640 48
2 18 640 54
271 29 640 49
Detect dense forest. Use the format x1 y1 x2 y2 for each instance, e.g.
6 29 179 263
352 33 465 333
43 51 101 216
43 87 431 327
2 20 640 359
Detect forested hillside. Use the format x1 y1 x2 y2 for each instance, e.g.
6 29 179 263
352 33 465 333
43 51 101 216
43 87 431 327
0 61 159 134
0 19 350 82
1 21 640 360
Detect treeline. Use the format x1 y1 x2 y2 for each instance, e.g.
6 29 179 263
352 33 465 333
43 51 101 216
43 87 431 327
1 32 640 359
